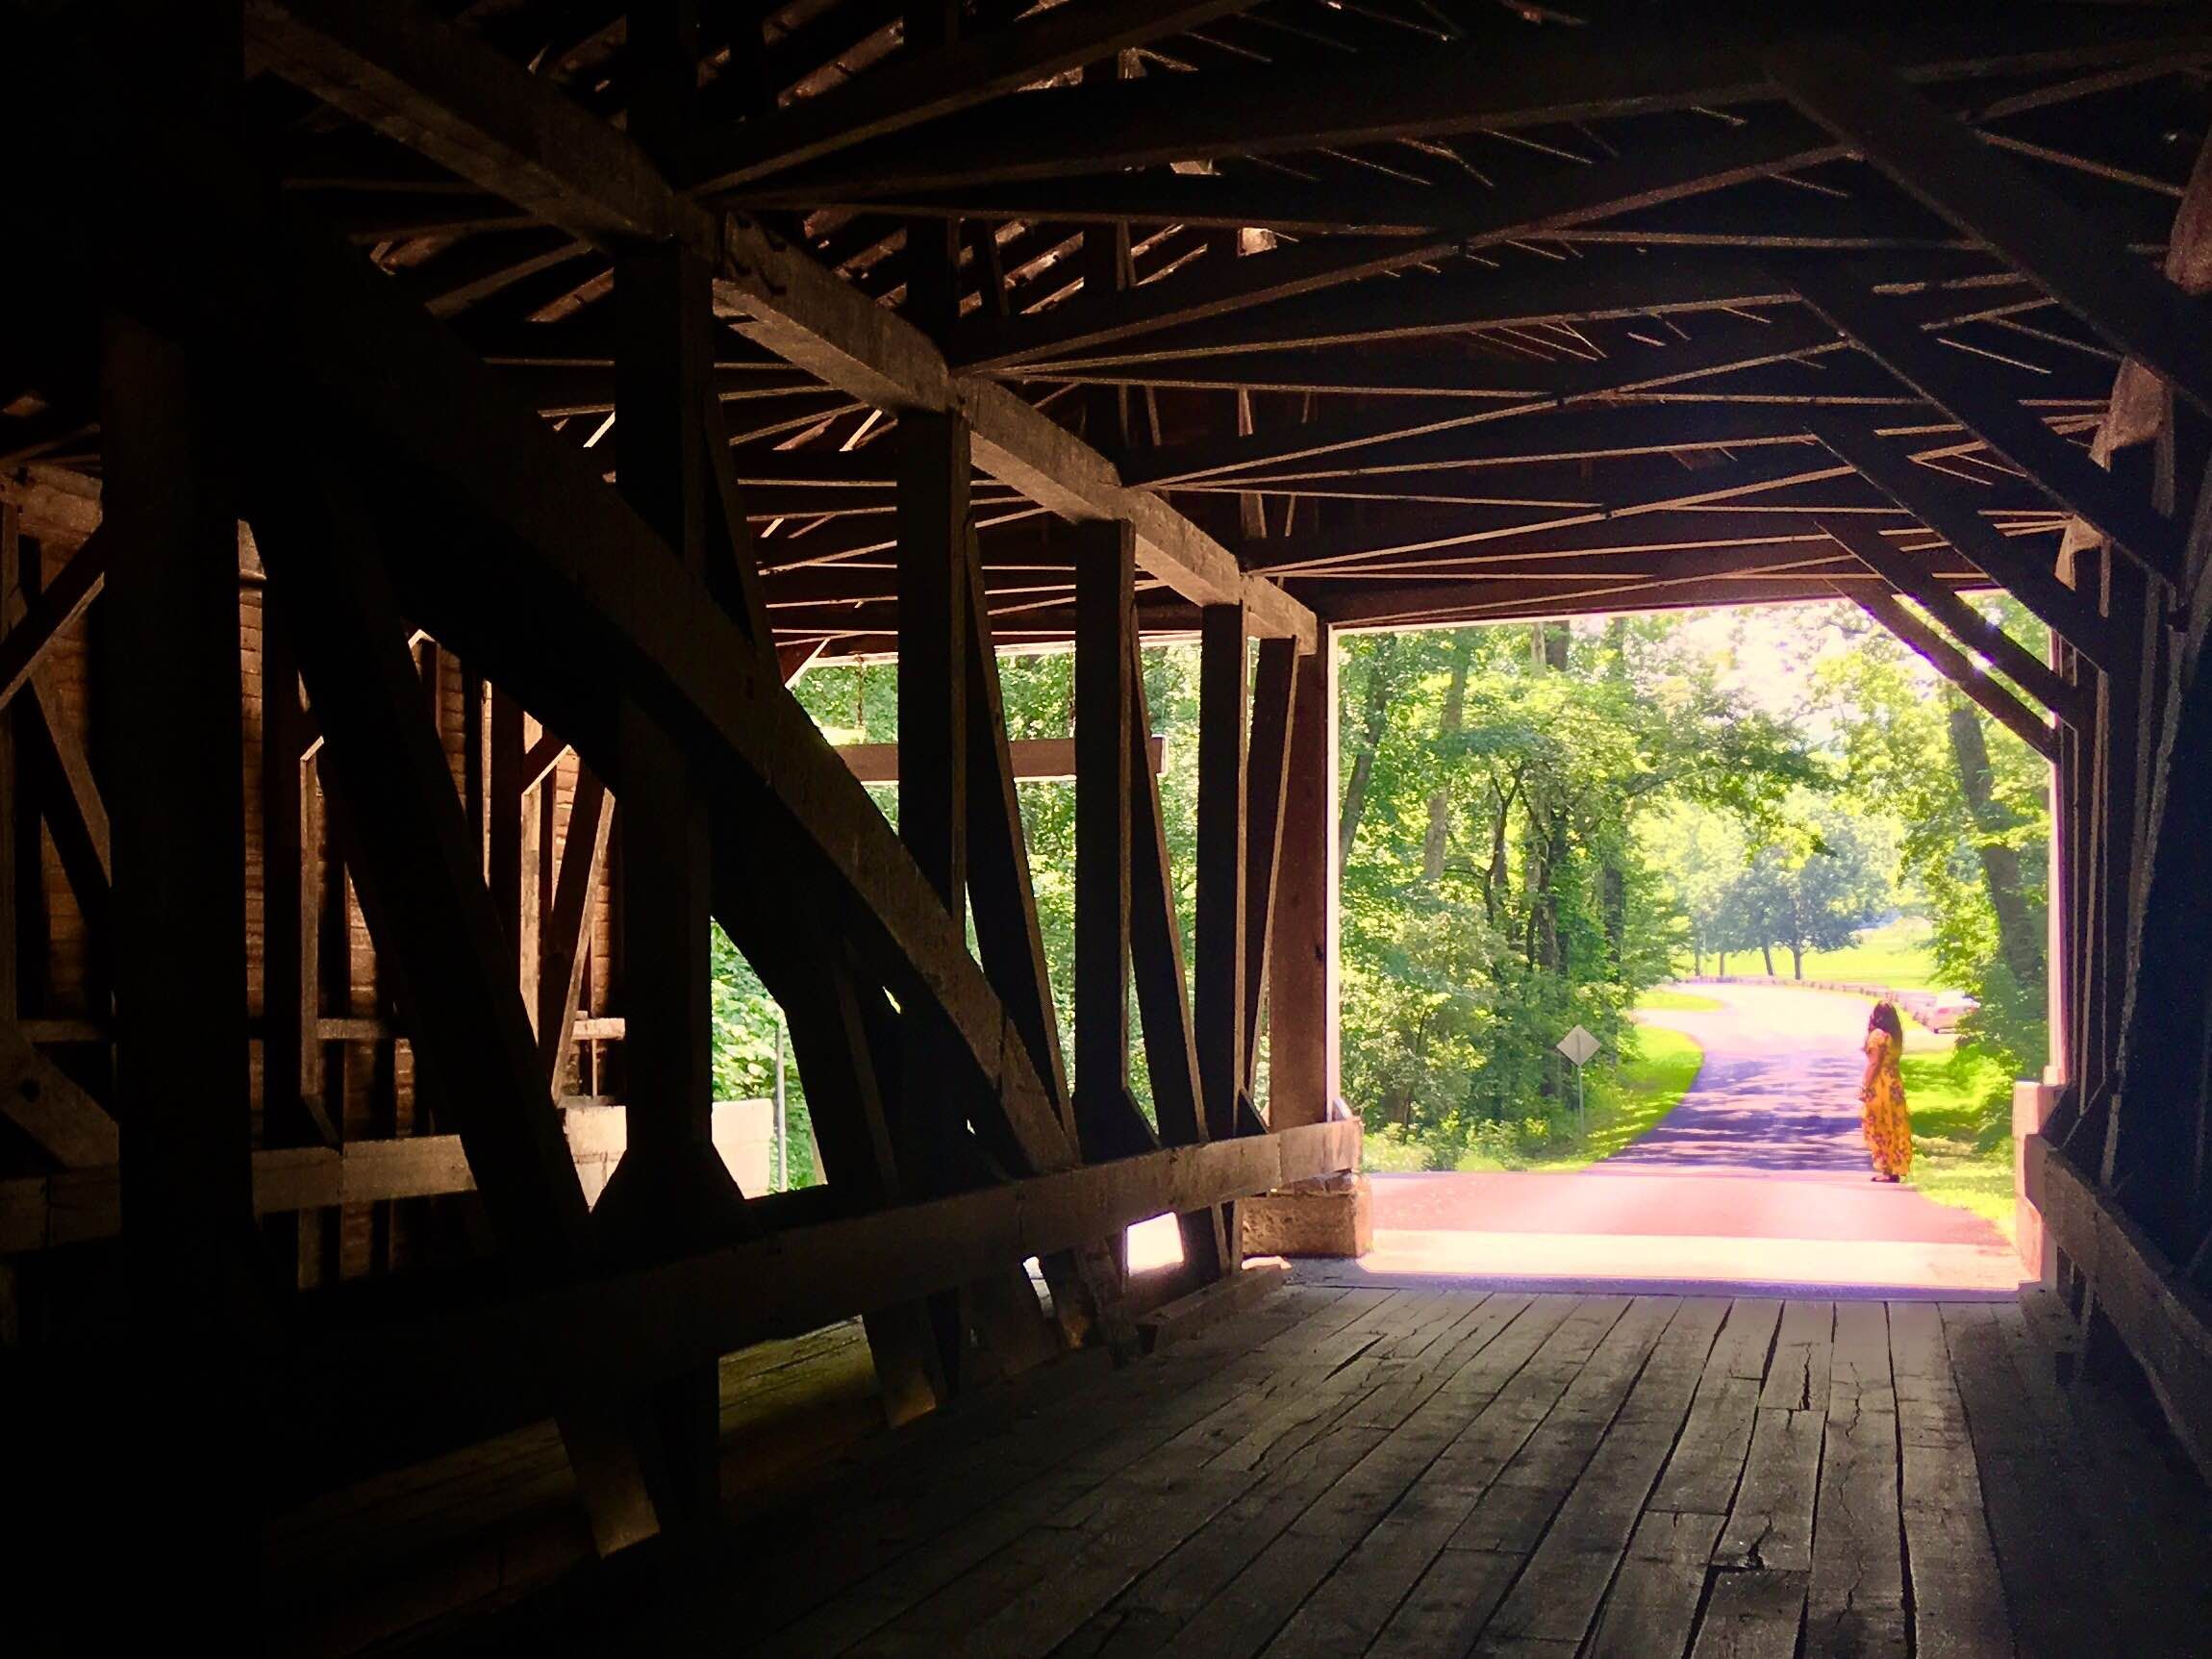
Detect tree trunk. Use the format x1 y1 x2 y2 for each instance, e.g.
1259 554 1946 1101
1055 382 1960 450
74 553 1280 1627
1718 950 1728 975
1601 860 1626 976
1694 942 1704 976
1337 635 1401 867
1543 619 1570 671
1533 820 1566 973
1791 943 1804 979
1946 695 2045 987
1421 631 1473 881
1761 943 1775 976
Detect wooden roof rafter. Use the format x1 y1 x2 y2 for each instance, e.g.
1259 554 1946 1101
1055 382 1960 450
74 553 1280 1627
241 0 1318 647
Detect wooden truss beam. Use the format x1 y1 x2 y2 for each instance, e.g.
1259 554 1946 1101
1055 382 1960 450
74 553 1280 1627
536 767 610 1089
1244 502 2051 583
1772 38 2212 415
1126 315 1845 488
1005 254 2011 374
1806 414 2117 669
963 579 1075 1159
738 8 2201 199
1072 519 1136 1167
944 128 1845 371
837 734 1166 784
690 0 1259 191
1242 641 1296 1091
1788 265 2186 586
1195 603 1248 1154
242 0 1315 646
1131 611 1228 1276
1814 515 2086 726
0 1018 115 1168
1312 543 1894 628
182 178 1088 1198
249 440 664 1554
1838 583 2057 760
2027 1134 2212 1482
1266 636 1336 1127
0 530 105 716
280 1121 1362 1450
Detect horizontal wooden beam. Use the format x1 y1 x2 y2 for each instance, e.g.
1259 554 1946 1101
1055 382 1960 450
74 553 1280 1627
743 7 2200 200
1004 253 2019 374
1840 582 2057 759
1310 541 1874 623
944 128 1844 371
277 1120 1361 1442
1125 314 1846 487
838 735 1165 786
0 1134 474 1253
2026 1133 2212 1483
1772 38 2212 415
1244 499 2047 577
242 0 1315 645
689 0 1258 191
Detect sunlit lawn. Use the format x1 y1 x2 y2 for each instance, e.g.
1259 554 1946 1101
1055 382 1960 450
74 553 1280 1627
1409 1023 1706 1174
1900 1042 2016 1240
1794 917 1942 989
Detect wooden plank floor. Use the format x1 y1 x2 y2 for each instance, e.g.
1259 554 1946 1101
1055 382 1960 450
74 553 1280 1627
364 1286 2209 1657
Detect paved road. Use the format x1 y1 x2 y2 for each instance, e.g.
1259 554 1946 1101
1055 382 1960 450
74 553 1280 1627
1339 979 2023 1295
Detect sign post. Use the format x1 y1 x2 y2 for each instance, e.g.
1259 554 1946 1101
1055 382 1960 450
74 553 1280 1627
1556 1023 1602 1142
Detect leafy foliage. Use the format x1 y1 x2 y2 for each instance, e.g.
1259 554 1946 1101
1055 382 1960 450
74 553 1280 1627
1335 618 1815 1163
704 598 2049 1189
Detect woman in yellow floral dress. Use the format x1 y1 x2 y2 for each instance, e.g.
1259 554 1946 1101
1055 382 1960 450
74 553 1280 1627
1859 1001 1913 1183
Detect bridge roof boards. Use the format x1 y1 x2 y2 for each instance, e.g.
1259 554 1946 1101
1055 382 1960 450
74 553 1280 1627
11 1 2208 660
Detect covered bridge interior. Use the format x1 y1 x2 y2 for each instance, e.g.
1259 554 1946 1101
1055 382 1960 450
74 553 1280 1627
2 1 2211 1652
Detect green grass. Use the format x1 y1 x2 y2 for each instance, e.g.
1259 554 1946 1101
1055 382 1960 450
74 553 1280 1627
1415 1024 1706 1174
1793 917 1941 990
1636 987 1724 1013
1899 1043 2016 1239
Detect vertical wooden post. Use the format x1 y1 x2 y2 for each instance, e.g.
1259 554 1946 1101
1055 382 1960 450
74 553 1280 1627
901 0 960 335
102 308 257 1616
1269 631 1339 1128
489 689 524 954
2045 631 2074 1089
0 507 19 1040
2 515 36 1023
0 509 18 1352
1073 520 1134 1163
263 604 307 1152
893 409 990 1385
594 0 735 1524
896 411 969 911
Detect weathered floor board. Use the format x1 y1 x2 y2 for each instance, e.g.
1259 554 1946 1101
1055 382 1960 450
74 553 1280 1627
295 1287 2210 1657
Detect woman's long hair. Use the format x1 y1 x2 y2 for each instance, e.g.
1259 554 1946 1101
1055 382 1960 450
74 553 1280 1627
1867 1000 1904 1043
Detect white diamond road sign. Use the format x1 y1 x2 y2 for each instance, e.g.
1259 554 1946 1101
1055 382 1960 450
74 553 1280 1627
1555 1024 1602 1067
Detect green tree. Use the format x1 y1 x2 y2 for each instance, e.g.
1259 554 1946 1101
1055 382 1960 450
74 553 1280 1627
1721 804 1892 979
1807 602 2051 1071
